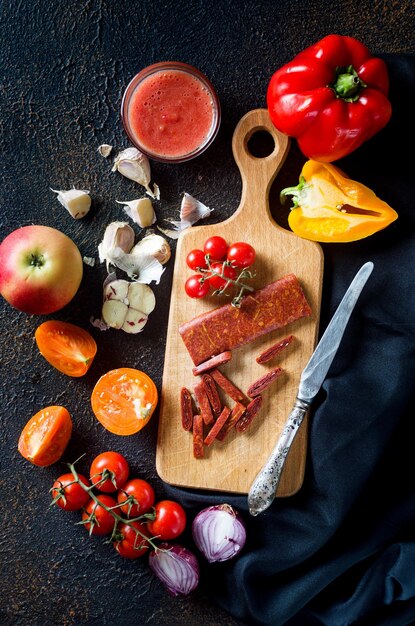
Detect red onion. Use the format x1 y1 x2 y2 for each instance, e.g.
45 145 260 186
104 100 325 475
148 543 199 596
191 504 246 563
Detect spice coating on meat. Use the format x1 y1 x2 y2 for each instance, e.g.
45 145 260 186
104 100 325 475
179 274 312 365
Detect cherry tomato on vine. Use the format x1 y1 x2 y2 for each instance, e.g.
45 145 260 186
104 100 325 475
147 500 187 540
209 262 237 290
51 473 91 511
227 242 256 268
114 521 150 559
186 249 207 271
184 275 210 299
82 495 117 536
203 236 228 261
117 478 155 517
90 451 130 493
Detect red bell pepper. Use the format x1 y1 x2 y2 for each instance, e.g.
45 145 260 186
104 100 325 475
267 35 392 162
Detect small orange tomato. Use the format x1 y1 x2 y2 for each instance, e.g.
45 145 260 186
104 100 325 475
18 406 72 466
35 320 97 377
91 368 158 436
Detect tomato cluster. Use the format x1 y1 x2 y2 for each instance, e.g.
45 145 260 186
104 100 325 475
51 451 186 560
185 236 256 299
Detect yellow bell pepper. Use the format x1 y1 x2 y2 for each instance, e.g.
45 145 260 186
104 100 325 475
280 160 398 243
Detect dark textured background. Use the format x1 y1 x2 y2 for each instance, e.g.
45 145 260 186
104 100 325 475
0 1 414 625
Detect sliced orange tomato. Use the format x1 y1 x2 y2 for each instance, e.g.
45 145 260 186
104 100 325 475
35 320 97 377
18 405 73 466
91 368 158 436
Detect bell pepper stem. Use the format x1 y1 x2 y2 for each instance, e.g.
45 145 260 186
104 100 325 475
329 65 367 102
280 176 307 208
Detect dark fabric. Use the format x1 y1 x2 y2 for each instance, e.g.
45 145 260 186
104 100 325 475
165 54 415 626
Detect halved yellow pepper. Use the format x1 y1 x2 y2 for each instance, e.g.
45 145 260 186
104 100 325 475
280 160 398 243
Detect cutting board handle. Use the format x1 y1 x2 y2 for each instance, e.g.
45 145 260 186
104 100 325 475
232 108 290 224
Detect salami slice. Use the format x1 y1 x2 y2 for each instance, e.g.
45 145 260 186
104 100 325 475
179 274 312 365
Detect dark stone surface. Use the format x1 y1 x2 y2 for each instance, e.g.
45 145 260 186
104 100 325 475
0 1 413 625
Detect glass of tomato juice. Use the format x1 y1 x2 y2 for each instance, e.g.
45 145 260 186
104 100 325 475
121 61 221 163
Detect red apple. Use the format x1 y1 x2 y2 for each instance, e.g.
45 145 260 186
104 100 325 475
0 225 83 315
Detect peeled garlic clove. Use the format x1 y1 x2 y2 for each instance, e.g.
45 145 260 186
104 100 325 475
98 144 113 157
51 188 91 219
103 279 129 303
121 309 148 334
98 221 135 269
130 233 171 265
111 147 159 199
102 300 129 329
116 198 156 228
127 282 156 315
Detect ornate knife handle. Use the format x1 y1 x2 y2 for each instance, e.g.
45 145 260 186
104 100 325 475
248 397 310 516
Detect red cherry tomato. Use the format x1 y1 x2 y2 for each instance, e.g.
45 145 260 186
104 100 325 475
227 242 256 268
209 262 237 290
90 451 130 493
51 473 91 511
147 500 187 540
203 236 228 261
82 495 117 536
186 249 207 271
114 521 150 559
184 275 210 299
117 478 155 517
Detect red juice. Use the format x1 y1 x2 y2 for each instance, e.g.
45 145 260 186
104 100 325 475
122 63 220 162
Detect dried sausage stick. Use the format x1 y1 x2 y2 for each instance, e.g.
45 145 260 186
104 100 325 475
235 396 263 432
194 382 214 425
256 335 294 364
247 368 283 398
193 413 204 459
210 369 246 403
180 387 193 431
192 351 232 376
216 402 246 441
202 373 222 416
204 406 231 446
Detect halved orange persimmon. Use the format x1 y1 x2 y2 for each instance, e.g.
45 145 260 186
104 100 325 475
35 320 97 377
91 368 158 436
18 406 73 466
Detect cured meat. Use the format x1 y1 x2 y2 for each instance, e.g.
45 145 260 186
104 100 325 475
256 335 293 364
235 396 263 432
193 413 204 459
192 351 232 376
216 402 246 441
179 274 312 365
204 406 231 446
210 369 246 403
180 387 193 431
202 373 222 416
247 368 283 398
194 382 214 425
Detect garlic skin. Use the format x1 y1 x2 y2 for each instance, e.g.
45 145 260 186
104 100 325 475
116 198 156 228
131 233 171 265
158 193 213 239
98 144 113 157
51 188 91 219
98 221 135 270
102 278 156 334
111 147 160 200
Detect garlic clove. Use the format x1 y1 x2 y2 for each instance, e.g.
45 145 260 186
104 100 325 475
127 282 156 315
51 188 91 219
111 147 159 199
116 198 156 228
158 193 212 238
102 300 129 329
109 249 164 284
130 233 171 265
121 309 148 334
98 144 113 158
98 221 135 269
103 279 129 303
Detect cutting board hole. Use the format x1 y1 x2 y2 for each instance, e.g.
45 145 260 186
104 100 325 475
247 130 275 158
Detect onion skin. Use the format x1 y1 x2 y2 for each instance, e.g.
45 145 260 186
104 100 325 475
191 504 247 563
148 543 200 597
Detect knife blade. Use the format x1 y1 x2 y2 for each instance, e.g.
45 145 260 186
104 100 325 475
248 261 374 516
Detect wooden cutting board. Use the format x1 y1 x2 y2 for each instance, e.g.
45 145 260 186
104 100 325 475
156 109 323 496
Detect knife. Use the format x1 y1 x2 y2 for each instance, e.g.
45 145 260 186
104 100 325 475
248 261 374 516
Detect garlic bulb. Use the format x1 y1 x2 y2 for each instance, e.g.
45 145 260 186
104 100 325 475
130 233 171 265
116 198 156 228
51 188 91 219
111 147 160 200
98 221 135 270
98 144 113 157
102 278 156 334
158 193 213 239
